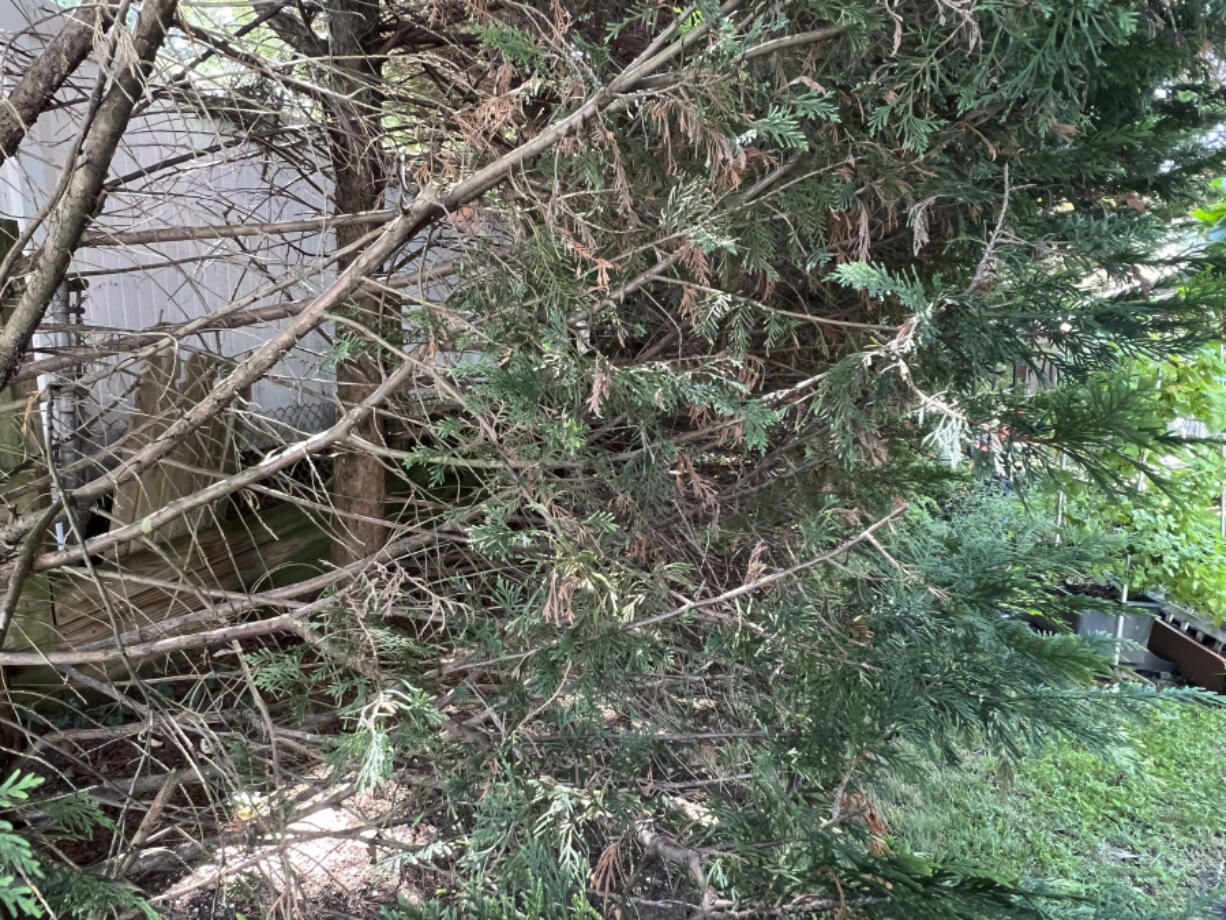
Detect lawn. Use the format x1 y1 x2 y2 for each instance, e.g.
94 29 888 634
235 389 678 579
882 700 1226 919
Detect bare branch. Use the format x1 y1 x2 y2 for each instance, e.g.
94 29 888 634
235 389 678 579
0 0 181 390
0 3 114 163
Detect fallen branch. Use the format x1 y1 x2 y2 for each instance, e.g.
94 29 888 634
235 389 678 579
27 352 422 572
637 819 719 916
114 769 182 877
74 207 398 249
0 526 460 665
9 256 464 385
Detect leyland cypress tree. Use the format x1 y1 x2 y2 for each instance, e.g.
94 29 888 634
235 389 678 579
278 1 1226 917
2 1 1225 916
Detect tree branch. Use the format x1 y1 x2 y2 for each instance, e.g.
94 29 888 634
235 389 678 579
0 3 115 163
0 0 180 390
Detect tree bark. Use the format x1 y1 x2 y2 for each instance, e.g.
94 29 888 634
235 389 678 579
324 0 389 564
0 0 179 390
0 3 114 165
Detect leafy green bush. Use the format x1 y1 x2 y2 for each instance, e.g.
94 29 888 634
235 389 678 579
0 770 156 919
1052 344 1226 619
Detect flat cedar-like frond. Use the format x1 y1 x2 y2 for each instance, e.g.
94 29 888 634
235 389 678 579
2 0 1226 917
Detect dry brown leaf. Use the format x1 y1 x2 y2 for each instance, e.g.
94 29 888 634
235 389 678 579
1049 121 1078 140
542 571 581 625
674 451 718 510
590 842 625 901
788 75 827 92
744 540 768 584
587 355 611 418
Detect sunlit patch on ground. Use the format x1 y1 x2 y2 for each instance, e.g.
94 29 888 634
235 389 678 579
164 778 434 919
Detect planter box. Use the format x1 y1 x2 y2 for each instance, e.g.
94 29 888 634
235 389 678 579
1073 610 1155 666
1148 620 1225 692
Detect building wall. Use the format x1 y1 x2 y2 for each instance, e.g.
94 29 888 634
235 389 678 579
0 0 339 450
0 0 473 460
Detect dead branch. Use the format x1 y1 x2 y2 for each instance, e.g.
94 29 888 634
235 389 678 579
0 523 461 666
0 0 181 390
0 2 115 162
8 256 465 385
74 207 397 249
623 503 909 631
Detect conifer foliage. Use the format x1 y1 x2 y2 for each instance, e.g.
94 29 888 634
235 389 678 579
0 0 1225 916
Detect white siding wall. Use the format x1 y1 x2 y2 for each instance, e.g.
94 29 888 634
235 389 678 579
0 0 339 450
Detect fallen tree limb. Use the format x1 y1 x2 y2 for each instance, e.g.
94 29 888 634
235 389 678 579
0 524 462 664
74 207 398 249
0 589 334 666
28 352 423 571
8 256 464 385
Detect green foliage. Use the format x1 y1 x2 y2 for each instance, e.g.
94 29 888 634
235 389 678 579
377 0 1226 904
0 772 48 917
8 0 1226 913
41 867 160 920
883 701 1226 919
327 682 443 790
342 493 1205 919
1043 342 1226 617
464 21 544 71
831 262 930 313
779 494 1172 777
36 791 113 841
0 771 155 919
233 1 1226 917
1042 190 1226 619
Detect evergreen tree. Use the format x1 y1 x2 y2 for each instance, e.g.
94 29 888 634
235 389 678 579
271 2 1226 916
1 0 1226 916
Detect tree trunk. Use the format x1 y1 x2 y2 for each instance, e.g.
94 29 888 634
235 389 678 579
325 0 388 565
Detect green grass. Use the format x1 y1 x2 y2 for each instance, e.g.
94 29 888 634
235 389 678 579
881 700 1226 919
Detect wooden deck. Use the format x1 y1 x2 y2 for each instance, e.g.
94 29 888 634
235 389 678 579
8 502 330 656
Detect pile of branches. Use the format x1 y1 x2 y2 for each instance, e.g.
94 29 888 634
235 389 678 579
0 0 1224 917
